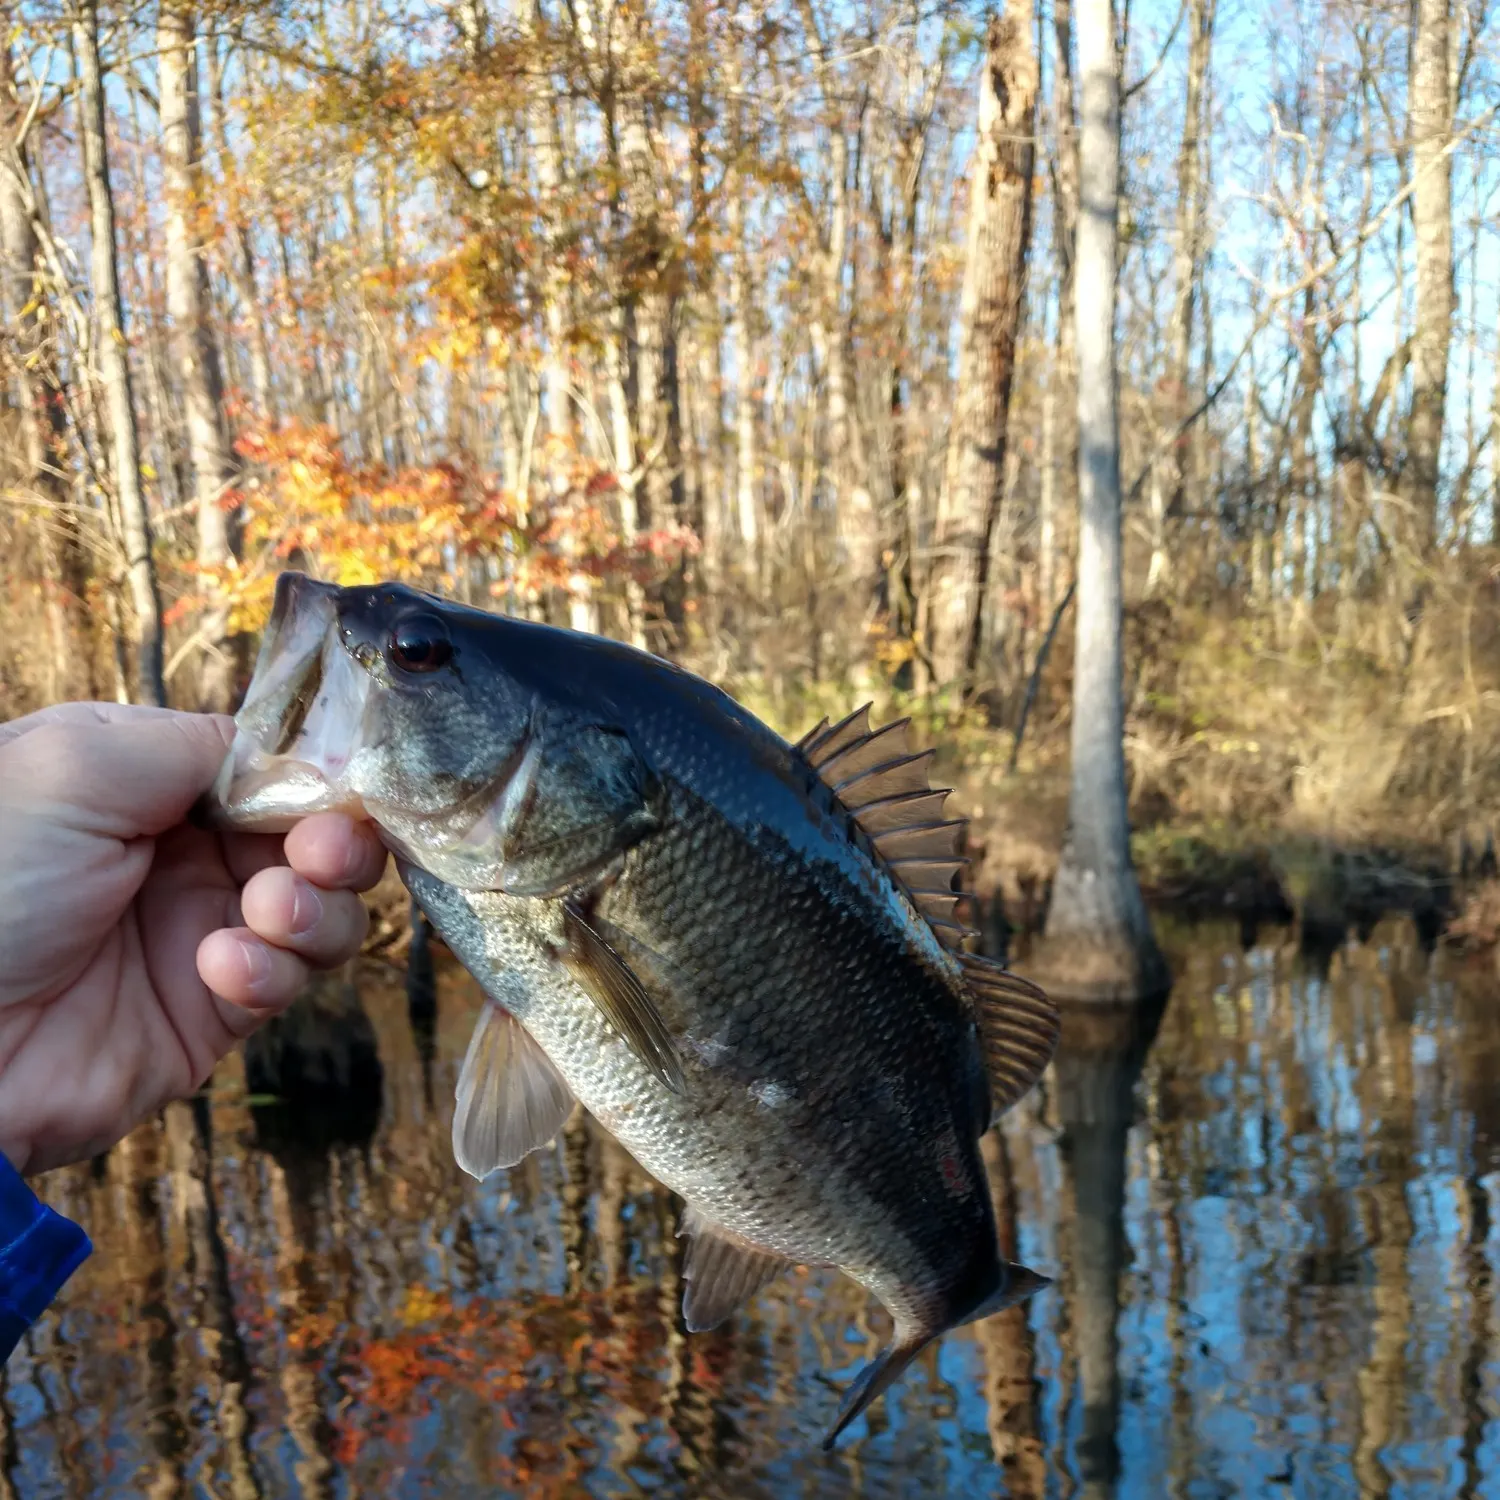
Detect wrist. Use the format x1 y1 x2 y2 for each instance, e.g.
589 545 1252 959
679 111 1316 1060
0 1152 92 1362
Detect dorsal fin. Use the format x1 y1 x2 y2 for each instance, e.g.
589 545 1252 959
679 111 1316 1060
818 719 916 786
958 952 1059 1124
886 855 969 890
792 706 1058 1123
795 716 830 751
875 821 966 861
801 703 872 765
792 708 977 949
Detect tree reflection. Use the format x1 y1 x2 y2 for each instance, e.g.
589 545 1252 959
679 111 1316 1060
16 925 1500 1496
1054 993 1169 1500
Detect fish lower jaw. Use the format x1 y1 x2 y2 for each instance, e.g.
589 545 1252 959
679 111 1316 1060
207 734 364 830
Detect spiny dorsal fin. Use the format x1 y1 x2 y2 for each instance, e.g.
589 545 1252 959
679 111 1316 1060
875 821 966 861
677 1205 792 1332
801 703 872 765
958 952 1059 1124
851 788 955 838
793 708 977 950
795 716 830 751
818 719 916 785
887 855 969 890
909 890 967 925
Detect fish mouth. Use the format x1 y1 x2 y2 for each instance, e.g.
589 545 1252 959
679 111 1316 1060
204 573 375 832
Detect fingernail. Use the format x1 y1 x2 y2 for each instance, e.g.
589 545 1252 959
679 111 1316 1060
237 938 274 992
290 880 324 937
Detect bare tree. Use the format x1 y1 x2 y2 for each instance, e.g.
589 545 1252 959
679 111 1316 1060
1147 0 1215 594
796 0 876 596
74 0 164 705
924 5 1038 692
1 15 93 700
1404 0 1454 558
1028 0 1167 1002
160 0 241 709
1039 0 1080 619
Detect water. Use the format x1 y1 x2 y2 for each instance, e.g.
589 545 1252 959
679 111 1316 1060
6 916 1499 1498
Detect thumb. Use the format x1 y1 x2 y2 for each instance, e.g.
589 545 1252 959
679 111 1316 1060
0 708 235 841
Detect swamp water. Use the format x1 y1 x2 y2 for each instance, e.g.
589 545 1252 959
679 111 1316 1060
4 917 1498 1499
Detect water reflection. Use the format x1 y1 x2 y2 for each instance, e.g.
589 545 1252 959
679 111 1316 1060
1051 995 1168 1499
7 917 1500 1497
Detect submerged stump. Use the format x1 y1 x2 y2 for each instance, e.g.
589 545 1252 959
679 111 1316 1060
244 958 383 1155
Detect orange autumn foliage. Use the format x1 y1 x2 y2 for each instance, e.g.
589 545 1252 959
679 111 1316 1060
167 422 698 637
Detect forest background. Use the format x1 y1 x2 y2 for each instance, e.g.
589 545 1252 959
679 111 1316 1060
2 0 1498 959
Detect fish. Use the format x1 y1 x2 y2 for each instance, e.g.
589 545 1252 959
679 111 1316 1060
205 571 1060 1447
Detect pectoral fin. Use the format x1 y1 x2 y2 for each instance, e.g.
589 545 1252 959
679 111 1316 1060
560 899 686 1094
677 1206 792 1332
452 1002 576 1180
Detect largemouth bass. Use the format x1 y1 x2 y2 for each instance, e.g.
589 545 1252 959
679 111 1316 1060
206 572 1059 1446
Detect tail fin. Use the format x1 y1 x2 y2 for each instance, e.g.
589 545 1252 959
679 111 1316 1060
821 1334 927 1451
822 1260 1051 1450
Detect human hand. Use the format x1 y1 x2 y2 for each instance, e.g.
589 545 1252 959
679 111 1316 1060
0 702 388 1175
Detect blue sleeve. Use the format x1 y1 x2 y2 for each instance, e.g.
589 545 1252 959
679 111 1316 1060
0 1153 92 1364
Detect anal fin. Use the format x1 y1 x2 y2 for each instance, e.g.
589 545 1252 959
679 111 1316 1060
678 1205 791 1333
453 1002 575 1180
561 899 686 1094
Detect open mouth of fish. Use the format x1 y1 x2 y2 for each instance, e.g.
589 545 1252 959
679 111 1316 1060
205 575 376 832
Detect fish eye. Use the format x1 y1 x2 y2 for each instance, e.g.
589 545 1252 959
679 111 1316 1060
387 612 453 674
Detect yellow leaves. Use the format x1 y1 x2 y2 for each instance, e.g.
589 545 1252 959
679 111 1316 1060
333 556 381 588
224 422 533 631
399 1284 445 1328
421 321 482 370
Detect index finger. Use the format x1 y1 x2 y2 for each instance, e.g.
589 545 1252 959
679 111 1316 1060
0 711 236 838
0 701 195 748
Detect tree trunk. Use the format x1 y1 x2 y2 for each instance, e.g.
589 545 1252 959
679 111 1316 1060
924 7 1038 693
1491 293 1500 546
160 0 242 710
794 0 875 599
728 182 759 566
0 17 93 700
1288 286 1321 607
977 1130 1046 1493
610 11 685 645
1025 0 1167 1003
75 0 165 706
206 37 273 419
1403 0 1453 559
1150 0 1215 592
723 21 759 579
524 0 594 634
819 128 876 598
1047 0 1081 610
